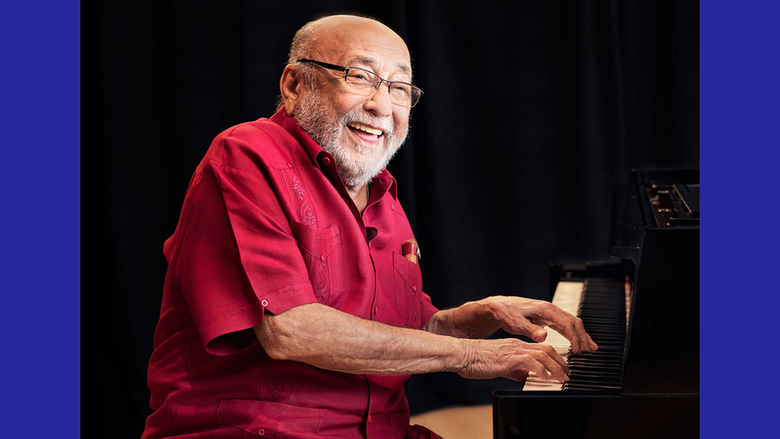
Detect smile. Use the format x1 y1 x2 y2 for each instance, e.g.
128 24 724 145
347 122 384 139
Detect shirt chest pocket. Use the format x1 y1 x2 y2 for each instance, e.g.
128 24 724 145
393 252 423 329
290 222 343 305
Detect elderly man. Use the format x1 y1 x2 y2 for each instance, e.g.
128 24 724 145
142 14 596 439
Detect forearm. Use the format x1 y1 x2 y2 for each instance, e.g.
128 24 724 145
254 303 471 376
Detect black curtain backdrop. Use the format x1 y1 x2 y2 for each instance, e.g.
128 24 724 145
83 1 699 437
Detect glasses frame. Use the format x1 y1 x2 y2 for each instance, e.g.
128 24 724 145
296 58 423 108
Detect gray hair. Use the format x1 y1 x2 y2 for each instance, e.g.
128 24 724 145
275 20 319 111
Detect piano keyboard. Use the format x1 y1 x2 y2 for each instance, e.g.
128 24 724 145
523 277 629 392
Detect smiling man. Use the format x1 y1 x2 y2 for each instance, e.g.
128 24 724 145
287 18 415 208
142 15 596 439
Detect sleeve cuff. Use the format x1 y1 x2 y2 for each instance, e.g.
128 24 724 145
201 282 318 356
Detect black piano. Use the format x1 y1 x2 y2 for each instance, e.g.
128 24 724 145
493 169 700 439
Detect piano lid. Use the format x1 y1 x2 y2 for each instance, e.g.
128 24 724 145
674 182 699 218
638 168 699 228
609 168 699 261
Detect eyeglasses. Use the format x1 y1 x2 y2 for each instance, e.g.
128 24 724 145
297 58 423 108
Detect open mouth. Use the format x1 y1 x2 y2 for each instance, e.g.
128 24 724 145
347 122 385 144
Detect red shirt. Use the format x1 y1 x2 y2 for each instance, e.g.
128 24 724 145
142 108 440 439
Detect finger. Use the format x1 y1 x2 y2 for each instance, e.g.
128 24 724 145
586 333 599 351
501 300 596 352
570 317 589 353
577 335 597 352
517 354 553 382
572 317 598 352
533 343 569 377
518 343 569 383
548 319 582 353
500 317 549 343
516 340 567 370
528 351 569 384
570 316 596 353
530 326 548 343
537 304 590 353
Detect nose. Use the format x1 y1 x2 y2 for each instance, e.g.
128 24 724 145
363 81 393 117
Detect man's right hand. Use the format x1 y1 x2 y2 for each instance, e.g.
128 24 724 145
457 338 569 383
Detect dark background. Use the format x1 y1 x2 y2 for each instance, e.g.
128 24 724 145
83 1 698 437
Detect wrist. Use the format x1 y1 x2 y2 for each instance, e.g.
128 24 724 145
452 338 478 373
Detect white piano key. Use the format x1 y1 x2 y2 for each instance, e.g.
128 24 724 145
522 281 583 391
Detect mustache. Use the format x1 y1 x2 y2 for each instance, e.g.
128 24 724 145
342 108 395 137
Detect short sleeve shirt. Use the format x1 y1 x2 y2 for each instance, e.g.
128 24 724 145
142 108 440 439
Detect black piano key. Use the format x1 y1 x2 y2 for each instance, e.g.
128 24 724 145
559 275 628 393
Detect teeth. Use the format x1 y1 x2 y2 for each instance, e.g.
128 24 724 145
348 122 383 136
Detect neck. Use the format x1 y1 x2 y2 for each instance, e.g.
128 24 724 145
346 184 369 214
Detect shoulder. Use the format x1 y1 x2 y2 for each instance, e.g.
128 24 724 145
208 118 299 171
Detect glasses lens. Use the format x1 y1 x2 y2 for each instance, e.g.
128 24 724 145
410 87 422 107
344 67 422 107
388 83 413 105
345 68 376 90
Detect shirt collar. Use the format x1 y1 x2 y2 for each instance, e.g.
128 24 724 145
270 106 398 201
369 168 398 201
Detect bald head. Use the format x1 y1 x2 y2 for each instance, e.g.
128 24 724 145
288 15 409 64
287 15 411 78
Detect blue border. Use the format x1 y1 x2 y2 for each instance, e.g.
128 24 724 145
1 2 80 437
1 1 775 437
702 1 778 438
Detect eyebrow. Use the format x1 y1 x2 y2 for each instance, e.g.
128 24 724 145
347 55 412 79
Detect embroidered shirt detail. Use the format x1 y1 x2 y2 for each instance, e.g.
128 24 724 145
288 174 317 227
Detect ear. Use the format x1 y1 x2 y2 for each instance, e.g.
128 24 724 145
279 65 305 116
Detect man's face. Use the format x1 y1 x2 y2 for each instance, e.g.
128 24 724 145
292 19 413 189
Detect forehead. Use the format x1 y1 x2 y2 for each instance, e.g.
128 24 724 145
311 19 412 78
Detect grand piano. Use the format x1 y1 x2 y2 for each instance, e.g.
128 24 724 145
493 169 699 439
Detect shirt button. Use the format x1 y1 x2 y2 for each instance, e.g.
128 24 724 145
261 299 269 307
373 307 379 315
258 428 266 436
322 156 332 166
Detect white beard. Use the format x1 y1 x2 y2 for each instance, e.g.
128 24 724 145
294 90 409 189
